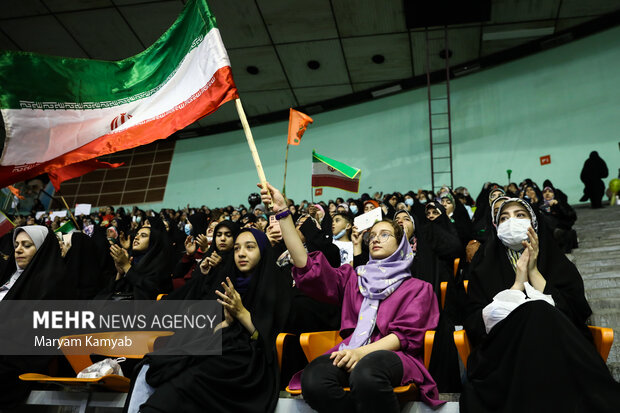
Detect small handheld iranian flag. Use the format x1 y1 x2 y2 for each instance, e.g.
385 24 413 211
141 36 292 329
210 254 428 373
0 211 16 238
311 150 361 193
0 0 237 187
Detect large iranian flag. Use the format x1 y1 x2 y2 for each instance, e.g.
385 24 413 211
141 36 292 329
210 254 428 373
0 0 237 188
311 150 361 193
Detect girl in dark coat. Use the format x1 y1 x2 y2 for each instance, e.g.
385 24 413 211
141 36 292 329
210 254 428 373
124 228 291 413
101 226 173 300
539 186 578 253
172 220 239 290
412 203 463 393
461 198 620 413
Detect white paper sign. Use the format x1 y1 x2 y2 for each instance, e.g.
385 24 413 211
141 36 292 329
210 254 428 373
49 210 68 220
333 240 354 266
74 203 92 217
353 207 382 232
35 211 46 219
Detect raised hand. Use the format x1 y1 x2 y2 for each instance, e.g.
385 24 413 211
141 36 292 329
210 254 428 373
199 256 211 275
184 235 196 255
512 247 529 291
207 251 222 268
257 181 287 213
524 226 539 274
119 232 131 249
110 244 130 275
215 277 247 319
196 234 210 251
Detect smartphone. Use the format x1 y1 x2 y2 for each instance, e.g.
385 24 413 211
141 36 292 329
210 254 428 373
269 214 281 232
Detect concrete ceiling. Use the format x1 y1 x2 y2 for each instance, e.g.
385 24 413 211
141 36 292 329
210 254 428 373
1 0 618 133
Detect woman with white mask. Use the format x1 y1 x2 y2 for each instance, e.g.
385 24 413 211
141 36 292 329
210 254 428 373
461 198 620 413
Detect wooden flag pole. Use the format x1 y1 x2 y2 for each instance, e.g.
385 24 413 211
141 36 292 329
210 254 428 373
282 143 290 197
234 98 272 205
58 192 80 230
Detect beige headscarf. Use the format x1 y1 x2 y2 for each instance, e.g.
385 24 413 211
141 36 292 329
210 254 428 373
13 225 49 250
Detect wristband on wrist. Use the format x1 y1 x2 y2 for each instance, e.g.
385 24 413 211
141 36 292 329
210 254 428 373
275 209 291 220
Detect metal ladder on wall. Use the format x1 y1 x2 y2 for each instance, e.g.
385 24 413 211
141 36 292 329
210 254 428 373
425 26 454 192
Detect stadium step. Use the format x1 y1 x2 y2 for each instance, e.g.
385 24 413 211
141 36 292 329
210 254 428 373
570 204 620 381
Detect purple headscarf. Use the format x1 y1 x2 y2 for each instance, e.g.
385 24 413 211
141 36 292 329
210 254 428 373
340 230 415 350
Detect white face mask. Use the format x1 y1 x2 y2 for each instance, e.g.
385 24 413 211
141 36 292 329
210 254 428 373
497 218 531 251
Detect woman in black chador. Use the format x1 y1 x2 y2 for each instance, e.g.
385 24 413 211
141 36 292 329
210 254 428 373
123 228 291 413
461 198 620 413
0 226 75 408
99 225 173 300
580 151 608 208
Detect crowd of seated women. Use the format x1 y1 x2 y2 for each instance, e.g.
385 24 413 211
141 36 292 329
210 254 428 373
1 176 618 412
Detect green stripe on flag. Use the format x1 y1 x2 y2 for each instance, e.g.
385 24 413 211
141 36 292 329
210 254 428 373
54 220 77 235
0 0 217 109
312 150 361 180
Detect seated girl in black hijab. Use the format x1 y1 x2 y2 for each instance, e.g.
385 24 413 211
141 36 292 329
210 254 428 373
101 226 172 300
462 198 620 413
167 220 239 298
124 228 291 413
0 226 75 408
539 186 577 253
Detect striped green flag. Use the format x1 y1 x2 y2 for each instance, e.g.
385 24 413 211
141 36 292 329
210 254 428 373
0 0 237 187
311 150 361 193
54 220 77 235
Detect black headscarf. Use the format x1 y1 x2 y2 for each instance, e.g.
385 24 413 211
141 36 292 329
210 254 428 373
188 212 209 237
542 179 568 204
465 203 592 348
299 215 341 268
90 223 117 281
143 214 167 234
64 231 111 299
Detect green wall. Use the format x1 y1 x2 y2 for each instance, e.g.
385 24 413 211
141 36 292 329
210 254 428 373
146 26 620 210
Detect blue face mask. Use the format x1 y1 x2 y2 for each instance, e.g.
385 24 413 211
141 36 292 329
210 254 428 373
184 223 192 236
333 229 346 240
405 198 414 206
94 219 100 224
350 205 358 215
419 198 427 204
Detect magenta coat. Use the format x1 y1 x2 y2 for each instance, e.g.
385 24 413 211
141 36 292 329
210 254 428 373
288 251 443 407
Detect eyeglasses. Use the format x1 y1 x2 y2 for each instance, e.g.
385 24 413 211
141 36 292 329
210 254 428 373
367 231 395 244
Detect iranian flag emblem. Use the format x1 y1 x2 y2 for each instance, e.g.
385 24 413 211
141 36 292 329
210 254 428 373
110 113 133 131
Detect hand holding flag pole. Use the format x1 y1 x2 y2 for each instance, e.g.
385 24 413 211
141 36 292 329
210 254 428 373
234 98 272 206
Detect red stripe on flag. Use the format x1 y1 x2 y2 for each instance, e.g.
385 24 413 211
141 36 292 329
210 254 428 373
48 159 124 191
312 174 359 192
0 66 238 187
0 218 15 238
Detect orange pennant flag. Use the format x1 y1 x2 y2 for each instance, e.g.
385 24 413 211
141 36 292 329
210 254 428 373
287 108 313 146
7 185 25 200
